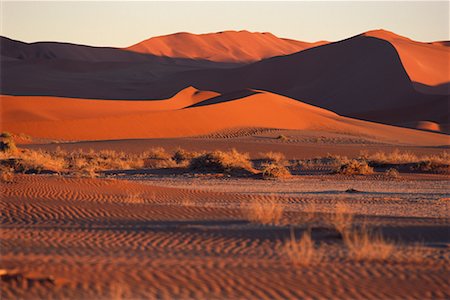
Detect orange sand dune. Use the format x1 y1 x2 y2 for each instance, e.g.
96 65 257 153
126 30 327 63
365 30 450 89
1 88 447 145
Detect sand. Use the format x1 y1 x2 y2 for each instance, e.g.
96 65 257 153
2 88 448 145
126 30 328 63
365 30 450 92
1 174 449 299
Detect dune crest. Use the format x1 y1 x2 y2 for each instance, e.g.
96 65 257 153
364 29 450 88
125 30 328 63
1 89 447 145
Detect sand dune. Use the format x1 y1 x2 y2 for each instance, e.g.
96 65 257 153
126 30 327 63
1 88 447 145
365 30 450 93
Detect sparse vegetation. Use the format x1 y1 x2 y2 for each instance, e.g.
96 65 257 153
260 162 291 179
172 148 199 165
343 227 395 261
284 228 323 266
189 149 255 176
385 168 400 178
336 159 373 175
0 138 18 154
244 196 284 225
0 132 12 138
329 203 354 234
0 166 14 183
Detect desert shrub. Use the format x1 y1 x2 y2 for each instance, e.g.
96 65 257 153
276 135 289 141
0 166 14 183
189 149 255 176
385 168 400 178
172 148 199 165
336 159 373 175
243 196 283 225
0 132 12 138
261 151 286 164
343 228 395 261
0 139 18 154
143 147 177 169
411 161 450 174
260 162 291 179
329 202 354 234
284 229 323 266
15 149 66 173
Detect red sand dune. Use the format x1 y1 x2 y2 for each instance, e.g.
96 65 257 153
1 88 447 145
126 30 327 63
365 30 450 93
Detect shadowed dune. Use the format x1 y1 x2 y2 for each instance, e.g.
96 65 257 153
126 30 328 63
1 88 448 145
1 31 448 132
364 30 450 91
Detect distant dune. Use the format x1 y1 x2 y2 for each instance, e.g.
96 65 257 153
1 30 448 133
365 30 450 94
126 30 327 63
1 88 447 145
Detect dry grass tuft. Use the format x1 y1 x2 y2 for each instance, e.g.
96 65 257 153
0 167 15 183
336 159 373 175
260 162 291 179
189 148 255 176
329 202 354 234
343 227 395 261
172 148 199 165
261 151 286 164
284 228 323 266
385 168 400 178
244 196 284 225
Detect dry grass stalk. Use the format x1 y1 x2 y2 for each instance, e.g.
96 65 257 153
244 196 283 225
330 202 354 234
284 228 323 266
343 227 395 261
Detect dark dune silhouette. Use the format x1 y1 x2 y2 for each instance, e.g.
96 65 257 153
1 32 448 132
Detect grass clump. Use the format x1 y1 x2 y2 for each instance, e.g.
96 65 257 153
243 196 284 225
260 163 291 179
172 148 199 165
0 166 15 183
0 132 12 138
385 168 400 178
189 149 255 176
343 227 395 261
336 159 373 175
284 229 323 266
0 139 18 154
329 202 354 235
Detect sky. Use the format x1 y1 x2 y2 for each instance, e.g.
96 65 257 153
1 1 449 47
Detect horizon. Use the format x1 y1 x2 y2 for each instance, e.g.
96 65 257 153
1 1 449 47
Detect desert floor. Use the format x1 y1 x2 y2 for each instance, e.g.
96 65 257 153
1 160 449 299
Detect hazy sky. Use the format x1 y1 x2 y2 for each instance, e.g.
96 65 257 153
1 1 448 47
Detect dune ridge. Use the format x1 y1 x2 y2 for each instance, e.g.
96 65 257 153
126 30 328 63
1 88 447 145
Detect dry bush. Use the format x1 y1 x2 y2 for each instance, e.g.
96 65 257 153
260 162 291 179
16 150 66 173
367 149 418 164
143 147 177 169
329 202 354 234
344 228 395 261
261 151 286 164
0 138 18 154
385 168 400 178
284 228 323 266
276 135 289 141
411 161 450 174
300 154 349 169
0 132 12 138
244 196 284 225
0 167 14 183
172 148 199 165
336 159 373 175
189 149 255 176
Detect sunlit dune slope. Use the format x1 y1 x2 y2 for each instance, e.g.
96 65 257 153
126 30 327 63
1 88 447 145
365 30 450 88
